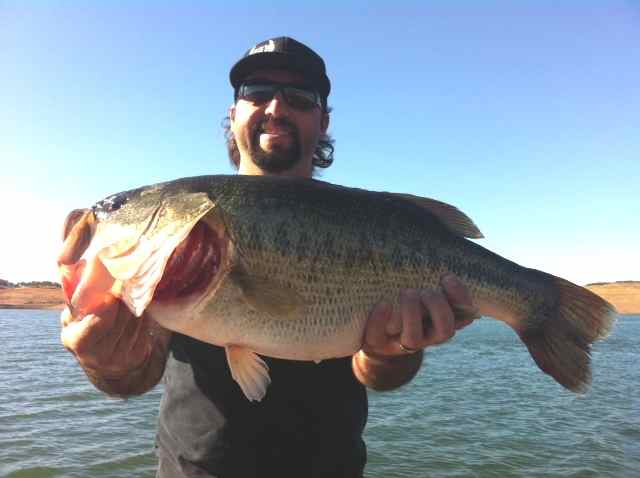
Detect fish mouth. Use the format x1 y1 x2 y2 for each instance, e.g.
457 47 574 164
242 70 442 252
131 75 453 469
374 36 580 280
153 220 224 302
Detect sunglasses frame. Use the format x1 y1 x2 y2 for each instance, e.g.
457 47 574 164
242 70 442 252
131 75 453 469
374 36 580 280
235 81 322 111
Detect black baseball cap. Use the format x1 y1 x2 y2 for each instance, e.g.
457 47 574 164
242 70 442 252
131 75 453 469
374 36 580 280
230 36 331 101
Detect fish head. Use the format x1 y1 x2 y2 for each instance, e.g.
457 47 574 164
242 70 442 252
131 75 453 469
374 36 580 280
58 180 231 319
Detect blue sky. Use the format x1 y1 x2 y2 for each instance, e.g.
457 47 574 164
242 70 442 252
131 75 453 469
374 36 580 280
2 2 639 285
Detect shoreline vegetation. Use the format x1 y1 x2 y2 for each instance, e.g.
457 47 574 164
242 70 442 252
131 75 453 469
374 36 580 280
0 279 638 315
0 286 65 310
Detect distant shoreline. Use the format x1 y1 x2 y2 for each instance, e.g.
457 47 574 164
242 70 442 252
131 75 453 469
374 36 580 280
584 282 639 315
0 287 65 311
1 282 638 315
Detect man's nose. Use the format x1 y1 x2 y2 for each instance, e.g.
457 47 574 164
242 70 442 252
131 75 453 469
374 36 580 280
264 91 289 116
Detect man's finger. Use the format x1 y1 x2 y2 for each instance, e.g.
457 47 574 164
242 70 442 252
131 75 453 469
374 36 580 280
61 298 122 353
399 289 424 350
59 209 93 265
60 307 74 327
420 291 455 346
61 313 104 352
364 301 392 349
98 300 138 356
440 273 481 322
384 307 402 337
113 305 144 353
126 313 148 354
454 318 475 330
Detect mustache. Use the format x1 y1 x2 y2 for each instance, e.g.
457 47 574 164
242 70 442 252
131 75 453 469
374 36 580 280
252 117 299 139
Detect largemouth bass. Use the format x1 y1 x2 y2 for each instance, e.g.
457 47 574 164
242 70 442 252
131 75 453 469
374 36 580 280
58 175 616 401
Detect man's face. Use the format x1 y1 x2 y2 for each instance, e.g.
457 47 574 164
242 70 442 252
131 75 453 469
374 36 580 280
229 69 329 178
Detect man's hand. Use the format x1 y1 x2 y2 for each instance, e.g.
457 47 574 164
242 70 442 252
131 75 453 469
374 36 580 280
363 273 478 356
61 296 171 397
352 273 479 390
59 206 171 397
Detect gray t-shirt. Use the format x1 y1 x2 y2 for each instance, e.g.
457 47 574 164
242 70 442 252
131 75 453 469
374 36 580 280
155 333 368 478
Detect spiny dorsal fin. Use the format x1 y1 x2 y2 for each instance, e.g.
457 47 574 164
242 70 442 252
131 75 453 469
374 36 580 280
229 264 305 319
391 193 484 239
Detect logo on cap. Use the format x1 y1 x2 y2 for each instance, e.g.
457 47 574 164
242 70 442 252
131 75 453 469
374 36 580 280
249 39 276 55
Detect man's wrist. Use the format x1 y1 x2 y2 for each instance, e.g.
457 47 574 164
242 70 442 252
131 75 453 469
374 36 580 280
352 349 424 391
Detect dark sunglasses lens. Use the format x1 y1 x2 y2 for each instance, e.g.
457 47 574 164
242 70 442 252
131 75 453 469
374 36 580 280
282 87 318 110
238 83 320 110
239 84 276 105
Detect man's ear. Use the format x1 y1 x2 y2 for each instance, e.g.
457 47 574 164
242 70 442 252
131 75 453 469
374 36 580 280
321 112 330 134
229 104 236 122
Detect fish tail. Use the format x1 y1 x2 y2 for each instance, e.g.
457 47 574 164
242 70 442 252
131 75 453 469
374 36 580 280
517 274 617 393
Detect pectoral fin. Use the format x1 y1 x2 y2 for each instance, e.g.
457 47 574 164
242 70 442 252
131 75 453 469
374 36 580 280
229 266 305 319
225 345 271 401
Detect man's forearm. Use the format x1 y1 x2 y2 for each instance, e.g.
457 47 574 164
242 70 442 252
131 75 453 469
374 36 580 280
82 335 171 398
352 350 424 391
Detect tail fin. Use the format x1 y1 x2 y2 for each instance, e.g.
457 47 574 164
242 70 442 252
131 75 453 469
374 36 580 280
518 275 617 393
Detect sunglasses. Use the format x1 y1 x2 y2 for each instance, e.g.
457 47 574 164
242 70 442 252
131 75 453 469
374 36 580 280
236 81 322 111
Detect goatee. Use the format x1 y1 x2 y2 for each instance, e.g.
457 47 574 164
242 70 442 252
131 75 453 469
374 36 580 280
249 118 302 174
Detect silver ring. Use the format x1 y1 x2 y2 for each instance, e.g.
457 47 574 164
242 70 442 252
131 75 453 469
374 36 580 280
399 343 419 354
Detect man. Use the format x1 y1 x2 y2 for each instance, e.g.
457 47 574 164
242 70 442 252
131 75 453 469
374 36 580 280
60 36 477 477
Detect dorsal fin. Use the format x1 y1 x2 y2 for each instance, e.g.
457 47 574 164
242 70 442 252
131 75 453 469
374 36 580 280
391 193 484 239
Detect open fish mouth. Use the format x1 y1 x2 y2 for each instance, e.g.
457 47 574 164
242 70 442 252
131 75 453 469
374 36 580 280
61 212 230 314
154 221 223 302
58 188 223 318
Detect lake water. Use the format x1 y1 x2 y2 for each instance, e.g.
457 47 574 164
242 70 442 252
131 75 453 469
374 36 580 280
1 310 638 477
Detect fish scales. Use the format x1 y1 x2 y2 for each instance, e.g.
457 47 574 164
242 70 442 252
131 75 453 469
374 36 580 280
59 174 616 401
205 178 573 354
215 179 438 332
190 178 444 350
